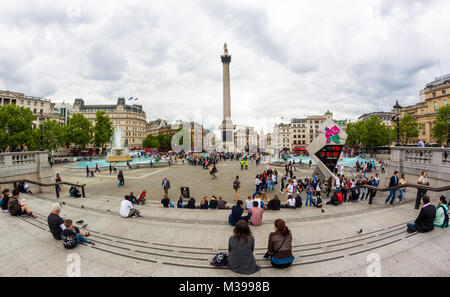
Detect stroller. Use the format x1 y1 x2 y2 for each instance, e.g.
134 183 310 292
137 190 147 205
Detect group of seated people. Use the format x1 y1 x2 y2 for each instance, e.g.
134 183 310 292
47 203 94 248
160 195 229 209
1 186 36 218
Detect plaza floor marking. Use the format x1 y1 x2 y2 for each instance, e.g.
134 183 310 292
72 167 169 180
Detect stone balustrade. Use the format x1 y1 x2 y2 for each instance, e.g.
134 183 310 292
390 147 450 181
0 151 53 193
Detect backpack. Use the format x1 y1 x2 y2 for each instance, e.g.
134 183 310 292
233 180 240 190
62 229 78 249
438 205 449 228
211 252 228 267
295 195 302 208
314 196 323 208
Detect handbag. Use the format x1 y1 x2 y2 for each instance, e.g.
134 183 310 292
264 235 287 259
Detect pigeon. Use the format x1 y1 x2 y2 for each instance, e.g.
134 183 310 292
357 229 363 234
321 209 325 213
81 205 84 209
62 202 66 205
76 220 84 225
107 209 111 212
82 224 88 228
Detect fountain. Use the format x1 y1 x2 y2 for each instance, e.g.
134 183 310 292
106 127 132 163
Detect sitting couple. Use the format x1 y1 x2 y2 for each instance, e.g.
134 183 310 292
229 200 264 226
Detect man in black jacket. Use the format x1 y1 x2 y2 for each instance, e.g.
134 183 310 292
407 196 436 233
385 171 399 206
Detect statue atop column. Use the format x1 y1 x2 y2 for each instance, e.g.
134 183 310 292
224 43 228 56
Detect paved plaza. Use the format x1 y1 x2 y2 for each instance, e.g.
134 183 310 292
1 161 449 277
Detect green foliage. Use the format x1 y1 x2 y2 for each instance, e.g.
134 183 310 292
346 116 394 148
345 121 364 146
66 114 92 148
41 119 65 153
399 114 420 145
93 111 113 150
142 134 161 149
0 104 38 150
432 105 450 146
142 133 173 149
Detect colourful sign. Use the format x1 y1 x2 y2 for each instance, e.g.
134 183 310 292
325 125 341 144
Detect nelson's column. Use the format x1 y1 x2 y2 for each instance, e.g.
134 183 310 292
220 43 234 151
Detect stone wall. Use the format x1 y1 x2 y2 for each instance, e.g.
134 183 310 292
0 151 54 193
390 147 450 181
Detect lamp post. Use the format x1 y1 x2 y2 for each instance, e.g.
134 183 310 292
446 116 450 147
393 100 402 146
39 117 45 151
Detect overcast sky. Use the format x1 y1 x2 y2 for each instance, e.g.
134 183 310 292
0 0 449 133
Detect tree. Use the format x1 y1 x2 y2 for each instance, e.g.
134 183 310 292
93 111 113 153
399 114 420 145
432 105 450 146
345 121 364 146
360 116 394 150
66 114 92 148
142 134 161 149
157 133 172 150
0 104 38 151
41 119 65 154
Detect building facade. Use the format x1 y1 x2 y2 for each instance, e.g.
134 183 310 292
396 74 450 145
72 98 147 148
0 90 63 128
357 112 393 126
275 112 347 152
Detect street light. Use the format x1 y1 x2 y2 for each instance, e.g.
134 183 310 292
446 116 450 147
39 117 45 151
393 100 402 146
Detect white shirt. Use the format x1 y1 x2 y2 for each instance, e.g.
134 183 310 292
288 197 296 207
286 184 294 194
246 200 254 209
120 200 134 217
254 198 262 208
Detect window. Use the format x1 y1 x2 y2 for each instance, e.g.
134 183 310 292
432 92 436 98
34 101 37 106
442 89 447 95
434 102 438 111
444 100 448 106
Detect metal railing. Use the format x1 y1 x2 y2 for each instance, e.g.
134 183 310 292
0 179 86 198
350 183 450 209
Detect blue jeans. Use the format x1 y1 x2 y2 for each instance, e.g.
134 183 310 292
118 181 124 187
398 189 404 202
306 193 313 206
77 234 89 243
385 190 397 204
407 222 415 230
361 188 366 200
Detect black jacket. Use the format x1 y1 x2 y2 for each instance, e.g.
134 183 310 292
415 204 436 233
1 195 10 210
389 175 399 188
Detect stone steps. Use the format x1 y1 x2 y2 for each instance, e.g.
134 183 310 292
22 211 416 270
